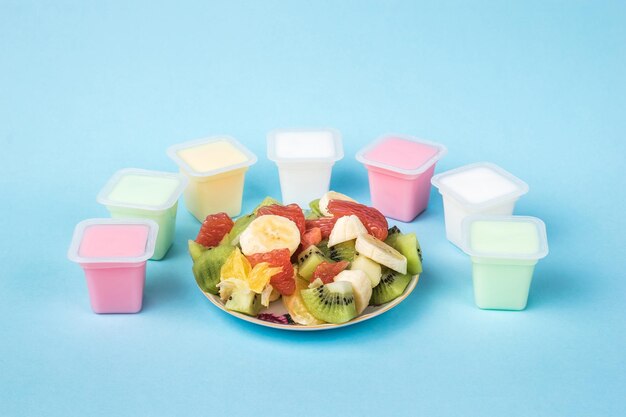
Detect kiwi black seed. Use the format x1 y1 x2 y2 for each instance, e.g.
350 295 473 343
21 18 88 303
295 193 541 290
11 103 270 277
301 281 358 324
225 288 262 316
369 268 412 306
329 240 356 262
388 225 402 236
317 240 331 258
298 246 332 281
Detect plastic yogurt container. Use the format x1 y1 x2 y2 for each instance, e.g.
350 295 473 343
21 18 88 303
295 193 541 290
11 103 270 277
267 128 343 207
167 136 257 221
68 218 158 314
356 135 447 222
461 215 549 310
431 162 529 248
97 168 187 260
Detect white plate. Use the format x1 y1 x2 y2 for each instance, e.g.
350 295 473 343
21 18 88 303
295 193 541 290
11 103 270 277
199 275 419 331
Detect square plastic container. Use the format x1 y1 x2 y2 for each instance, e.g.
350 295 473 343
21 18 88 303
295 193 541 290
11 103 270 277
431 162 529 248
97 168 187 260
356 135 447 222
167 136 257 221
267 128 343 207
67 218 158 314
461 215 549 310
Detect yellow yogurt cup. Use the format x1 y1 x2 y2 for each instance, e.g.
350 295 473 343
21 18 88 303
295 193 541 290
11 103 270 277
167 136 257 221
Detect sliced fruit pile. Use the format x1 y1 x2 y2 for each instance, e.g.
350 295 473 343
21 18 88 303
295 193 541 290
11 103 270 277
189 192 423 325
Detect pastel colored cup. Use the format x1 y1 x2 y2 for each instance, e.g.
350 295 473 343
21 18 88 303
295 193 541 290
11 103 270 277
68 218 158 314
167 137 257 221
267 128 343 207
356 135 447 222
97 168 187 260
431 162 529 248
461 215 549 310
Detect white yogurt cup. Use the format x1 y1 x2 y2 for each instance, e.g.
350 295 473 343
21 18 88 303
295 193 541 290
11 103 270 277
267 129 343 207
431 162 529 248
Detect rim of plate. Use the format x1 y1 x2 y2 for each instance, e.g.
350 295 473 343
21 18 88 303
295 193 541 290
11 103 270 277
199 275 419 331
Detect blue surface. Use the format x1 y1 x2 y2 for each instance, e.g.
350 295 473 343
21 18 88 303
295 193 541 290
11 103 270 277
1 1 625 416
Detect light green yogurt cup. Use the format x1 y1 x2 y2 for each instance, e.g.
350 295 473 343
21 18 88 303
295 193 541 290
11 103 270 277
97 168 188 260
461 215 549 310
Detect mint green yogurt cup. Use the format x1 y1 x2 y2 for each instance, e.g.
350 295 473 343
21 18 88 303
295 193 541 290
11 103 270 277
461 215 549 310
97 169 188 260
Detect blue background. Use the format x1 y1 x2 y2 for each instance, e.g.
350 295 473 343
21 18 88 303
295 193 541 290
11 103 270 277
1 1 625 416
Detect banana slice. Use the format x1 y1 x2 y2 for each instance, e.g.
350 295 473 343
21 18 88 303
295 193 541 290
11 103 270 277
355 233 407 274
239 215 301 256
333 270 372 315
328 215 367 247
350 254 382 287
319 191 356 216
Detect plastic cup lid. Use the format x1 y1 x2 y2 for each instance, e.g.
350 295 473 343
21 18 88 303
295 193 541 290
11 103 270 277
96 168 188 212
461 215 549 260
167 136 258 178
267 128 343 164
67 218 159 265
431 162 529 210
355 134 447 176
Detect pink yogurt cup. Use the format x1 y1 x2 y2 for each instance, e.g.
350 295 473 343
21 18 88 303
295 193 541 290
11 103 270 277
68 218 158 314
356 135 447 222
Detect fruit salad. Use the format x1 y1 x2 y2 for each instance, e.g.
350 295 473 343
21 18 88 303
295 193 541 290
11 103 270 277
189 192 423 325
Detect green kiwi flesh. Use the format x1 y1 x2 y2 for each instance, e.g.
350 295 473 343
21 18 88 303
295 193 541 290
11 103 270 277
252 196 282 214
188 240 208 263
384 226 402 247
385 228 423 274
390 233 422 274
226 213 255 245
317 240 331 258
297 246 331 281
370 268 412 306
225 290 262 316
301 281 357 324
329 240 356 262
308 199 324 218
192 244 235 295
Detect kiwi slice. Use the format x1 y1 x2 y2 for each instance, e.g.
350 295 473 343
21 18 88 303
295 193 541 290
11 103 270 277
317 240 331 258
192 244 235 294
370 268 412 305
225 290 262 316
297 246 331 281
384 226 403 248
301 281 357 324
308 199 324 218
386 231 423 274
252 196 282 214
329 240 356 262
188 240 208 263
226 213 255 245
392 233 422 274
